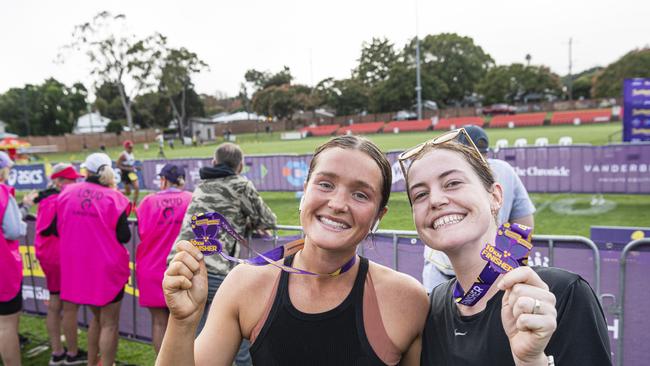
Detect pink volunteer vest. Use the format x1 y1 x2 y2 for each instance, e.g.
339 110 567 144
34 193 59 269
57 181 130 306
0 184 22 302
136 189 192 307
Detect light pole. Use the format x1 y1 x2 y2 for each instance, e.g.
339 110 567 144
415 0 422 120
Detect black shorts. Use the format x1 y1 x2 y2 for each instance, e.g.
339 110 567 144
0 290 22 315
108 287 125 305
121 170 138 185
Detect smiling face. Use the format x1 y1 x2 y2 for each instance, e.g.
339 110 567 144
301 147 386 253
407 148 502 254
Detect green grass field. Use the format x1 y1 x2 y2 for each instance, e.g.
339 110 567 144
32 122 623 163
13 121 646 366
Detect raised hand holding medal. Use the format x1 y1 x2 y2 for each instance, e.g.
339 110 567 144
453 223 533 306
488 224 558 366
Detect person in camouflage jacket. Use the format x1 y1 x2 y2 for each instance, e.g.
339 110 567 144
167 143 276 365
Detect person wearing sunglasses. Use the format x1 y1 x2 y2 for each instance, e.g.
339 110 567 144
157 136 429 366
422 125 536 292
399 129 610 365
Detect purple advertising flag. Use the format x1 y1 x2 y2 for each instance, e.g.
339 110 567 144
623 78 650 142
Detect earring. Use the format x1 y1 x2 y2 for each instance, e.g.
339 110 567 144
299 195 305 211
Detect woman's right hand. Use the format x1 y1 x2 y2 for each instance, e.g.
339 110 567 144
163 240 208 325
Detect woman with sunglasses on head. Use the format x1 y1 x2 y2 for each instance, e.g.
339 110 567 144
400 129 611 365
157 135 429 366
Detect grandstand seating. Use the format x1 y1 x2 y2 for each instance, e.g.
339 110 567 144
434 116 484 130
489 113 546 128
550 109 612 125
495 139 509 150
535 137 549 146
514 138 528 147
558 136 573 145
383 119 432 133
336 122 385 135
299 124 340 137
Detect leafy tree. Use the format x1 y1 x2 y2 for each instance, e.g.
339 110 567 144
312 78 368 116
476 63 562 104
562 67 603 100
59 11 166 130
353 37 399 87
105 119 125 134
244 66 293 91
94 82 127 121
159 47 208 138
404 33 494 104
592 48 650 98
369 62 448 113
0 78 87 136
133 91 170 128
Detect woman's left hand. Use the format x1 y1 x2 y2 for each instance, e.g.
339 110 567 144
498 266 557 366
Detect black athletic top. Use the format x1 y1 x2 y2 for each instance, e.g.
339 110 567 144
421 266 612 365
250 254 388 366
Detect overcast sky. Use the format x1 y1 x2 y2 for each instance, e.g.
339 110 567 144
1 0 648 99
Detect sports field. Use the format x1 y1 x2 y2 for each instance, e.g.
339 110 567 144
37 122 622 163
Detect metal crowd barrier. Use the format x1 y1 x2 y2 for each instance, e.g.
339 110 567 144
532 234 601 295
20 222 610 351
273 227 601 292
616 238 650 366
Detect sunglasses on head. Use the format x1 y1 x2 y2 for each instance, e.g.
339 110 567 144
398 128 487 190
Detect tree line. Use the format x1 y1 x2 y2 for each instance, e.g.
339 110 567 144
1 11 649 137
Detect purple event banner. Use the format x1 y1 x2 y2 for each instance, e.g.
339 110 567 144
7 144 650 194
623 78 650 142
138 144 650 194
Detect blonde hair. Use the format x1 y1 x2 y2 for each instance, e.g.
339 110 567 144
97 166 117 188
0 167 9 182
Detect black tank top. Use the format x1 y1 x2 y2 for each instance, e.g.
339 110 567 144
250 254 387 366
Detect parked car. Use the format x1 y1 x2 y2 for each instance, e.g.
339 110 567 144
479 104 516 115
393 110 418 121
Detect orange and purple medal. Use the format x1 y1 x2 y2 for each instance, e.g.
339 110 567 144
190 212 356 276
453 223 533 306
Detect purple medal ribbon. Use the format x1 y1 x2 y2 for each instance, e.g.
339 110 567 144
190 212 356 277
453 223 533 306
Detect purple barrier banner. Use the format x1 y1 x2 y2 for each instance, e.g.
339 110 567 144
623 78 650 142
9 144 650 194
135 144 650 194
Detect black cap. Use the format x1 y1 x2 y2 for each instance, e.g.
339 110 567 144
459 125 489 153
158 164 185 184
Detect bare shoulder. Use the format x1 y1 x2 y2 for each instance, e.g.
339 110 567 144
369 261 428 306
222 262 280 297
219 262 283 337
367 261 429 349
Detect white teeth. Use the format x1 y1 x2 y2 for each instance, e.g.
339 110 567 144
319 216 350 229
433 214 465 230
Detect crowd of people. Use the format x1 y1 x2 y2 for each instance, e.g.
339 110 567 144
0 129 612 366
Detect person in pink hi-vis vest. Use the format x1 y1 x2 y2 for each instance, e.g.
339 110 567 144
0 151 26 366
54 153 131 366
136 163 192 354
33 163 85 365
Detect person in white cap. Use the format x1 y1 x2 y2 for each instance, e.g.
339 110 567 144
42 153 131 366
0 150 27 366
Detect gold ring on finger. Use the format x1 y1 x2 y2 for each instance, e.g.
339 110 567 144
531 298 541 315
